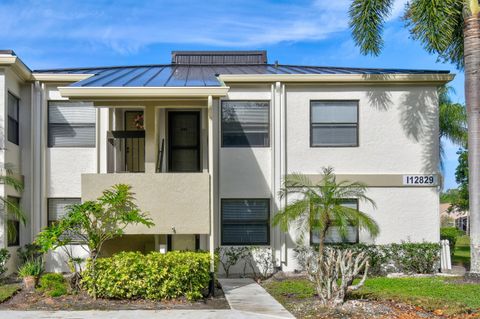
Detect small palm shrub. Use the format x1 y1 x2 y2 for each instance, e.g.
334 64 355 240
18 259 44 278
37 273 68 297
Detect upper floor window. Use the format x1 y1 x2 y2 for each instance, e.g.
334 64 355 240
221 101 270 147
311 199 359 244
7 92 19 145
310 101 358 147
48 101 96 147
221 199 270 245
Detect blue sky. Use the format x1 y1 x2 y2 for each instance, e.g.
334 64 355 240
0 0 464 189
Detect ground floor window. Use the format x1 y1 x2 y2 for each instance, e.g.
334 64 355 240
48 198 81 225
221 199 270 245
310 199 359 244
7 196 20 247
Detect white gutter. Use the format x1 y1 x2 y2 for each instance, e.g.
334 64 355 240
32 73 94 82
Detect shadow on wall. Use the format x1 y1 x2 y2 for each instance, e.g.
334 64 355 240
365 80 439 174
399 89 438 174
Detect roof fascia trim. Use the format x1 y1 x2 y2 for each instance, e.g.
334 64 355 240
0 55 32 81
58 86 230 98
32 73 95 82
218 73 455 84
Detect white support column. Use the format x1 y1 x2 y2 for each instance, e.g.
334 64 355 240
208 95 215 274
144 106 158 173
97 107 109 173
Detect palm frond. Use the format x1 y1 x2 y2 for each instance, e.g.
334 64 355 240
404 0 465 68
349 0 395 56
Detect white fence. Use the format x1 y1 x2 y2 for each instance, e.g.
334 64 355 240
440 239 452 272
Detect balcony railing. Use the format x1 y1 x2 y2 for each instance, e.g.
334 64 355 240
107 130 145 173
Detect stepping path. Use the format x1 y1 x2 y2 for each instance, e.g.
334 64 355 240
0 278 295 319
219 278 295 318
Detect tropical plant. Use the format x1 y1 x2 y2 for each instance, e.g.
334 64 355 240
274 167 379 255
17 243 43 265
452 147 470 212
0 164 26 243
35 184 154 297
349 0 480 274
273 167 379 305
0 249 11 279
17 259 44 278
439 85 467 170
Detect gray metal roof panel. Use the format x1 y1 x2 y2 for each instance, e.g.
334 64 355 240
34 63 451 88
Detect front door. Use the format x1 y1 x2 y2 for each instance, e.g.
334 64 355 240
168 111 200 172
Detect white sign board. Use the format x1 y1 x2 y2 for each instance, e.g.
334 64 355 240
403 174 437 186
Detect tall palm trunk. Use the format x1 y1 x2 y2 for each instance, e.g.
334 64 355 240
464 12 480 274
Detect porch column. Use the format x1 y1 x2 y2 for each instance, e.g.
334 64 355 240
144 105 157 173
208 95 215 294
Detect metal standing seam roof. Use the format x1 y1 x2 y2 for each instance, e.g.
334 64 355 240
32 64 451 88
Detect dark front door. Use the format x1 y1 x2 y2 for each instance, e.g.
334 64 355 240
168 111 200 172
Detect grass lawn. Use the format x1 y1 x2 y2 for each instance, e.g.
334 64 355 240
452 235 470 268
263 277 480 316
0 284 21 303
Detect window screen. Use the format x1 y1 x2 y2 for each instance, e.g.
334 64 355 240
48 101 96 147
311 199 359 244
221 199 270 245
222 101 270 147
7 92 19 145
7 196 20 247
48 198 81 224
310 101 358 147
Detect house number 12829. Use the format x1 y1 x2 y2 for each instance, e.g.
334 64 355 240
402 175 436 186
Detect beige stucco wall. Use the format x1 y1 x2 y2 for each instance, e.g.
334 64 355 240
285 85 439 174
82 172 210 234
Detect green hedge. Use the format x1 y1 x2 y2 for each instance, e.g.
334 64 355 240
440 227 459 249
82 251 212 300
302 242 441 275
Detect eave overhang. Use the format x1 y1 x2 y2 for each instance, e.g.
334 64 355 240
58 86 230 100
0 55 31 81
31 73 95 82
218 73 455 85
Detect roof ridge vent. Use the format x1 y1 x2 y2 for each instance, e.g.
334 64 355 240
171 50 267 65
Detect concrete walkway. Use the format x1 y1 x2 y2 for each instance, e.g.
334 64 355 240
219 278 294 319
0 278 295 319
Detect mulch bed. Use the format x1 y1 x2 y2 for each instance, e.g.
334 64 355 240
0 286 229 311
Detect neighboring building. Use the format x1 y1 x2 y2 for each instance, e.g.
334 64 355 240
0 50 453 274
440 203 469 233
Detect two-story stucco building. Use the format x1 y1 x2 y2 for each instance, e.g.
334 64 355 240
0 50 453 273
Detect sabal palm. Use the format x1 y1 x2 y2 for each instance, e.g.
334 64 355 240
349 0 480 273
273 167 379 256
0 164 25 242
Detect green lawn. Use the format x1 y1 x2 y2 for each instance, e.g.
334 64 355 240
263 277 480 316
452 235 470 268
0 284 21 303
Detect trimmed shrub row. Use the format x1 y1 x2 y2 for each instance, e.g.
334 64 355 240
81 251 211 300
297 242 441 275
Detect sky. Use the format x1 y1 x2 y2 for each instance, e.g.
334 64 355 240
0 0 465 189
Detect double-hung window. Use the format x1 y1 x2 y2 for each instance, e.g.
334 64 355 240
221 101 270 147
7 92 19 145
310 101 358 147
221 199 270 245
311 199 359 244
48 101 96 147
7 196 20 247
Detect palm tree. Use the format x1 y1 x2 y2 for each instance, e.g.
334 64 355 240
273 167 379 256
0 164 25 243
439 85 467 170
349 0 480 274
